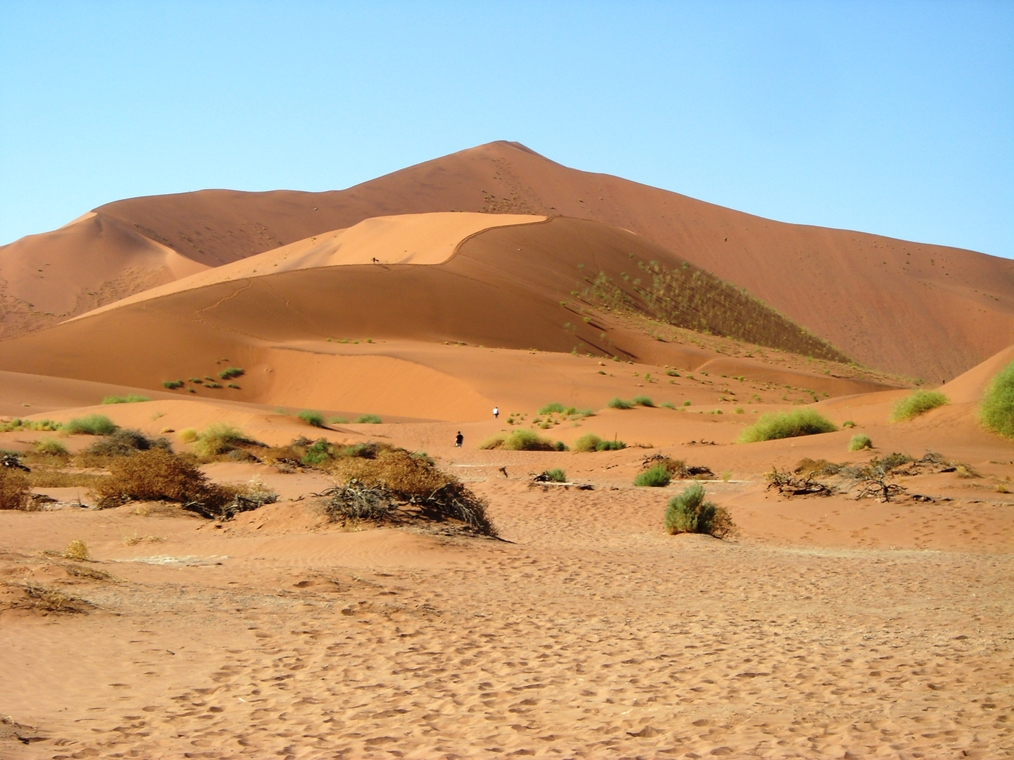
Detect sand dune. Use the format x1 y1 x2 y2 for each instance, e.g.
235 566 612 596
4 142 1013 379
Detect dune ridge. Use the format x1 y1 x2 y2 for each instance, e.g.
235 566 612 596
3 141 1013 379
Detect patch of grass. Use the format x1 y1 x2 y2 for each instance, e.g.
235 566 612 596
848 434 873 451
191 424 254 460
660 401 675 409
842 420 856 428
607 397 633 410
301 438 337 466
0 467 31 510
162 380 184 389
979 360 1014 438
478 429 556 451
572 433 627 452
0 418 62 433
64 415 117 436
219 367 245 380
329 416 348 424
739 409 837 443
34 438 69 457
102 395 150 404
632 395 654 407
538 402 568 414
76 429 171 466
298 410 325 427
178 428 198 443
665 483 735 538
540 468 567 483
634 464 671 487
63 539 89 561
355 414 383 424
892 390 949 422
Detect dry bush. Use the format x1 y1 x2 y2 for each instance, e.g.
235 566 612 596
63 539 89 561
75 428 170 467
326 447 497 536
94 448 224 509
0 467 31 510
478 429 557 451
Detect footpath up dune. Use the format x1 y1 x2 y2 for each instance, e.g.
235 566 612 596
4 142 1013 379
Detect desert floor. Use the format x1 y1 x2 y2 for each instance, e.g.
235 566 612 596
2 432 1012 760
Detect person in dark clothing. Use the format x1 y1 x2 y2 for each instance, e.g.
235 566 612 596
454 431 463 447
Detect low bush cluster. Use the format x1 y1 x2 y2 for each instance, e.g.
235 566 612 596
738 409 836 443
0 467 31 510
219 367 245 380
634 464 671 487
891 390 949 422
298 410 325 428
64 415 118 436
848 434 873 451
102 395 150 404
355 414 383 424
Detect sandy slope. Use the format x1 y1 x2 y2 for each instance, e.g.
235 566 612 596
5 141 1012 379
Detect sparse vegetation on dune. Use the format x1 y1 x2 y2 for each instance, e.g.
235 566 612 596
0 418 62 433
33 438 69 458
891 390 949 422
739 409 837 443
76 429 171 466
64 415 118 436
631 395 654 407
218 367 245 380
186 423 257 461
537 468 567 483
665 483 735 538
162 380 184 389
102 395 150 404
355 414 383 424
478 429 558 451
607 397 633 409
980 360 1014 438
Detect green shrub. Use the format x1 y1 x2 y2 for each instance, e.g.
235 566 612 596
660 401 675 409
541 468 567 483
665 483 735 538
192 424 252 460
842 420 856 428
102 394 150 404
573 433 626 452
162 380 184 389
634 464 671 487
298 410 325 427
607 397 633 410
632 395 654 407
739 409 836 443
355 414 383 424
329 416 348 424
301 438 337 466
478 429 555 451
0 418 63 433
64 415 117 436
178 428 198 443
539 402 567 414
34 438 69 457
227 383 241 389
848 434 873 451
980 360 1014 438
219 367 245 380
892 390 949 422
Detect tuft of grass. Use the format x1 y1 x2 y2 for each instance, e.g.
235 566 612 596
192 424 253 460
178 428 198 443
0 418 63 433
892 390 949 422
848 434 873 452
632 395 654 407
607 397 633 410
665 483 735 538
541 468 567 483
478 429 556 451
355 414 383 424
538 402 567 414
219 367 245 380
634 464 671 487
298 410 325 428
739 409 837 443
102 395 150 404
162 380 184 389
842 420 856 428
34 438 69 457
63 540 89 561
572 433 626 452
979 360 1014 438
660 401 675 409
329 416 348 424
64 415 117 436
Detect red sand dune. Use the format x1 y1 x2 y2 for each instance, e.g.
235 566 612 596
3 142 1012 380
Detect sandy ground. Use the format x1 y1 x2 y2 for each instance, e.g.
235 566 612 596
1 431 1012 759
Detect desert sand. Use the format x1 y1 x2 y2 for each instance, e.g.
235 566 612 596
1 151 1012 759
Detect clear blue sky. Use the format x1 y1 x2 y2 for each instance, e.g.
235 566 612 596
2 1 1012 257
